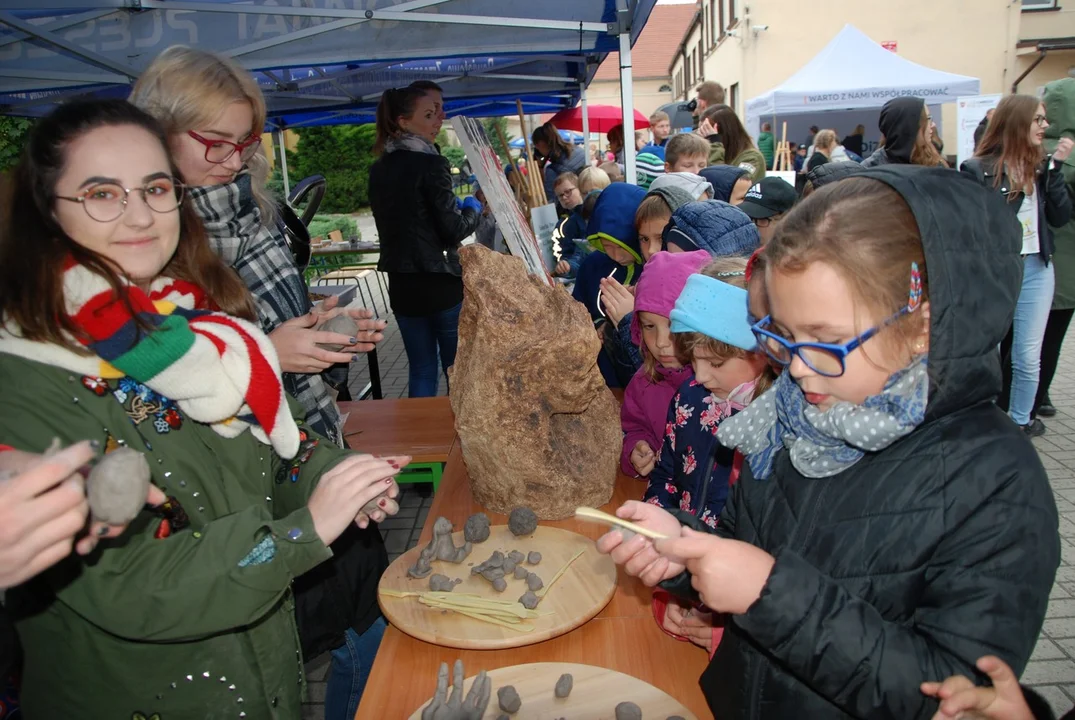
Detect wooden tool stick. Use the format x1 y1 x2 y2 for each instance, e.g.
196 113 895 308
574 507 669 540
517 99 547 206
494 121 529 212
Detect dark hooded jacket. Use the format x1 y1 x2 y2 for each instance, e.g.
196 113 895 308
701 165 752 203
862 97 925 168
660 165 1060 719
807 160 866 189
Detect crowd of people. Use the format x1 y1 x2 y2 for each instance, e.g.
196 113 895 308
0 43 1071 720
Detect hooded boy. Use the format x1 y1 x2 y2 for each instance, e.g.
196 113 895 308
663 201 760 257
572 183 648 320
620 250 711 477
700 165 753 205
862 97 925 168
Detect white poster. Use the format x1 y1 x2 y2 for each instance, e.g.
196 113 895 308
957 94 1001 170
530 203 559 271
451 116 551 285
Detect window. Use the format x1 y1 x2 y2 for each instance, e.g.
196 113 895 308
704 4 711 49
659 84 672 93
1022 0 1057 8
730 82 739 114
728 0 738 26
697 40 704 78
718 0 725 38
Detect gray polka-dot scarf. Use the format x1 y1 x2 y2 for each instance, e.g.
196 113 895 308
717 357 929 479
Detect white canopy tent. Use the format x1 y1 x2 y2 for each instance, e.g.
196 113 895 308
744 24 980 152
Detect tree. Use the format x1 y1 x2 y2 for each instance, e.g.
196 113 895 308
0 117 33 172
441 145 467 173
288 124 377 212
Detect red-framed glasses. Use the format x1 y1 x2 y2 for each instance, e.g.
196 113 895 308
187 131 262 164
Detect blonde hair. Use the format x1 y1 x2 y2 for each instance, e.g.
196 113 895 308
578 166 611 194
599 161 624 183
130 46 276 221
814 129 838 151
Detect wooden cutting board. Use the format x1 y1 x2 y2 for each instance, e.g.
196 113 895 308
379 525 616 650
407 662 697 719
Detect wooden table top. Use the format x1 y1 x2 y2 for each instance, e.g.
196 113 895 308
339 397 456 464
355 441 713 719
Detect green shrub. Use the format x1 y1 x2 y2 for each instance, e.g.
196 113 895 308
308 214 359 240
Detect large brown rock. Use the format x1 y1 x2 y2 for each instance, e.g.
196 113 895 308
449 245 619 519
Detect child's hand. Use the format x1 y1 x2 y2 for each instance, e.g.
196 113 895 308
920 656 1034 720
655 528 775 614
555 260 570 276
595 501 685 586
665 603 716 652
599 277 634 326
630 441 656 477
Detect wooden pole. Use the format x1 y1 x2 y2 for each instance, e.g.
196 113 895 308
494 121 529 214
517 99 548 206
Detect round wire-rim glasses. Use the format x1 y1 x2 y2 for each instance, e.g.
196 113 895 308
56 177 185 223
187 130 262 164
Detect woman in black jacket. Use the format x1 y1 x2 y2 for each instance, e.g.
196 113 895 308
369 82 481 398
598 167 1059 720
961 94 1074 436
862 97 947 168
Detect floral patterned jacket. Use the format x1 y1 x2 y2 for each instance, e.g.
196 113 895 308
643 378 751 528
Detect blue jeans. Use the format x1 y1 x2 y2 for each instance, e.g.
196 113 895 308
324 617 386 720
396 302 462 398
1010 254 1055 425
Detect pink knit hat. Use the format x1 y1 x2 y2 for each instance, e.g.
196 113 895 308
630 250 712 350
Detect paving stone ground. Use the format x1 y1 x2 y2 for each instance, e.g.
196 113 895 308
303 212 1075 718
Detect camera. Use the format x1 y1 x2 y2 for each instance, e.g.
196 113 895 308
685 98 698 112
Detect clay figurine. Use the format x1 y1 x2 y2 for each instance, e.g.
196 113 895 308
408 545 435 579
507 550 525 566
497 685 522 714
513 565 530 580
508 507 538 536
526 573 544 592
463 512 491 543
554 673 573 699
527 551 542 565
429 518 474 562
472 552 508 591
315 315 360 352
429 574 459 592
518 590 540 610
615 701 643 720
85 446 152 525
420 660 491 720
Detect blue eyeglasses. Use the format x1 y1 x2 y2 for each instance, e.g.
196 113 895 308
751 306 913 378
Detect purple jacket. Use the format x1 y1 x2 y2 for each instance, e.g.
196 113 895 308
620 250 711 476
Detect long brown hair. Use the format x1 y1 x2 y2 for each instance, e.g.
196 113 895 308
702 105 756 164
910 106 948 168
0 99 255 354
532 122 573 162
373 83 442 155
974 94 1044 194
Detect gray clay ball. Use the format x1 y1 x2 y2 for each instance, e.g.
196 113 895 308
428 574 455 592
554 673 573 699
526 573 544 592
507 507 538 537
315 315 360 352
519 591 540 610
497 685 522 714
507 550 525 566
463 512 491 543
492 577 507 593
86 447 151 525
527 551 542 565
503 559 517 574
615 701 643 720
513 565 530 580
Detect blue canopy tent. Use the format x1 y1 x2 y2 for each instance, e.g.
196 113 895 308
0 0 654 183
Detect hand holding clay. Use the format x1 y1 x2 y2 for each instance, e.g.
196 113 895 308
630 440 656 477
599 277 634 327
596 501 685 586
307 454 408 545
665 604 716 652
421 660 491 720
270 312 357 373
314 306 387 353
921 656 1035 720
554 260 571 277
655 528 775 614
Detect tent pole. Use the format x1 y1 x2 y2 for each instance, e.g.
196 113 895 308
580 83 590 160
617 7 636 185
274 130 291 200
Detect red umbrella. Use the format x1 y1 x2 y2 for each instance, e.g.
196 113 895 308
548 105 649 134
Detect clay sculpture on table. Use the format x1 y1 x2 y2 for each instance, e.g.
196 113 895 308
497 685 522 714
508 507 538 537
513 565 530 580
471 551 508 592
615 701 643 720
527 551 542 565
408 545 436 579
526 573 544 592
409 518 472 578
314 315 361 352
429 574 460 592
85 446 152 525
554 673 573 699
463 512 491 543
449 245 619 520
518 591 539 610
421 660 491 720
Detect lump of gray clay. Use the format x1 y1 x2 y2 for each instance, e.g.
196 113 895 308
513 565 529 580
463 512 491 543
527 551 542 565
526 573 544 592
429 574 455 592
507 507 538 537
315 315 360 352
87 447 151 525
518 590 539 610
408 546 435 579
554 673 573 699
497 685 522 714
507 550 525 566
615 701 642 720
492 577 507 593
502 558 517 575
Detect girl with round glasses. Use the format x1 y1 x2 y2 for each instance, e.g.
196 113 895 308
596 167 1059 719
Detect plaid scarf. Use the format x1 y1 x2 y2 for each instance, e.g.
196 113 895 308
0 261 300 458
189 174 343 446
384 132 439 156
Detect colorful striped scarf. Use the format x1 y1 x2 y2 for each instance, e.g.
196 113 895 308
0 260 300 459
